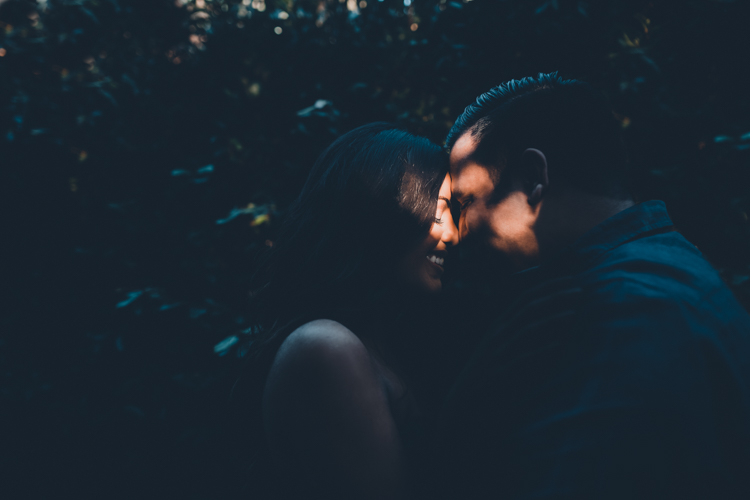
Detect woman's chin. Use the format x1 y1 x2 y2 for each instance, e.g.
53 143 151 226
395 276 443 299
413 276 443 296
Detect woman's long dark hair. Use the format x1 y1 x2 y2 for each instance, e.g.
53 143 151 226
252 122 448 331
227 123 448 498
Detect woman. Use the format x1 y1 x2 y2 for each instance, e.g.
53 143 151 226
237 123 458 499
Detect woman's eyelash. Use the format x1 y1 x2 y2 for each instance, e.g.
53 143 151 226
434 217 443 225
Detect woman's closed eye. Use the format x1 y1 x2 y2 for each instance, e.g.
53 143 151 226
435 196 452 225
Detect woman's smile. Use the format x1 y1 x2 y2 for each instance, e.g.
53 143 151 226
426 251 447 270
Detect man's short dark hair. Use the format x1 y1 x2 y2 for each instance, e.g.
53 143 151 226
447 72 631 199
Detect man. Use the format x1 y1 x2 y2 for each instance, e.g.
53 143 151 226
432 73 750 499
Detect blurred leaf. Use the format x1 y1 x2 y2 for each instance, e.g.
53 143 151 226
116 290 143 308
297 99 333 117
213 335 239 356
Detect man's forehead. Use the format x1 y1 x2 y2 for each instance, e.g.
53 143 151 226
449 132 479 173
449 133 494 197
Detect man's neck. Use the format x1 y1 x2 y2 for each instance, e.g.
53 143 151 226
535 190 635 264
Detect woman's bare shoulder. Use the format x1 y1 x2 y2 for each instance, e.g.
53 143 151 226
268 319 374 388
286 319 361 347
264 327 405 498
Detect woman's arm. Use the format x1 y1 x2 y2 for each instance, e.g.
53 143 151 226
262 319 405 499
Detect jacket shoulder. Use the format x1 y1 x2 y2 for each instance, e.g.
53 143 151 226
583 231 735 311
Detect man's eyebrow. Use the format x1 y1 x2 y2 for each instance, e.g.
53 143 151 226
438 196 452 209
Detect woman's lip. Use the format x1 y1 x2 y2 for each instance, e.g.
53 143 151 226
426 258 445 272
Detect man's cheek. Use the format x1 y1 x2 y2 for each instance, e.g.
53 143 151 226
466 206 491 234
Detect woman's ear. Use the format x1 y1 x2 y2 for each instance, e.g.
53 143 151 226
520 148 549 206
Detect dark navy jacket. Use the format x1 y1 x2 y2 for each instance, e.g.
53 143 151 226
433 201 750 499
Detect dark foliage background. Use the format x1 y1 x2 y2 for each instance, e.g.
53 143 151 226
2 0 749 497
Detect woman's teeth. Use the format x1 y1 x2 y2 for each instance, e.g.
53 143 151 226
427 255 444 266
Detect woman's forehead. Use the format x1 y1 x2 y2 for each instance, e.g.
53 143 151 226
439 173 452 196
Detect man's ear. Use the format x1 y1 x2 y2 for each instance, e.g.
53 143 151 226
520 148 549 206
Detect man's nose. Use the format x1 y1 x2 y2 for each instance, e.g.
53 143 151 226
458 214 470 241
442 212 460 246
